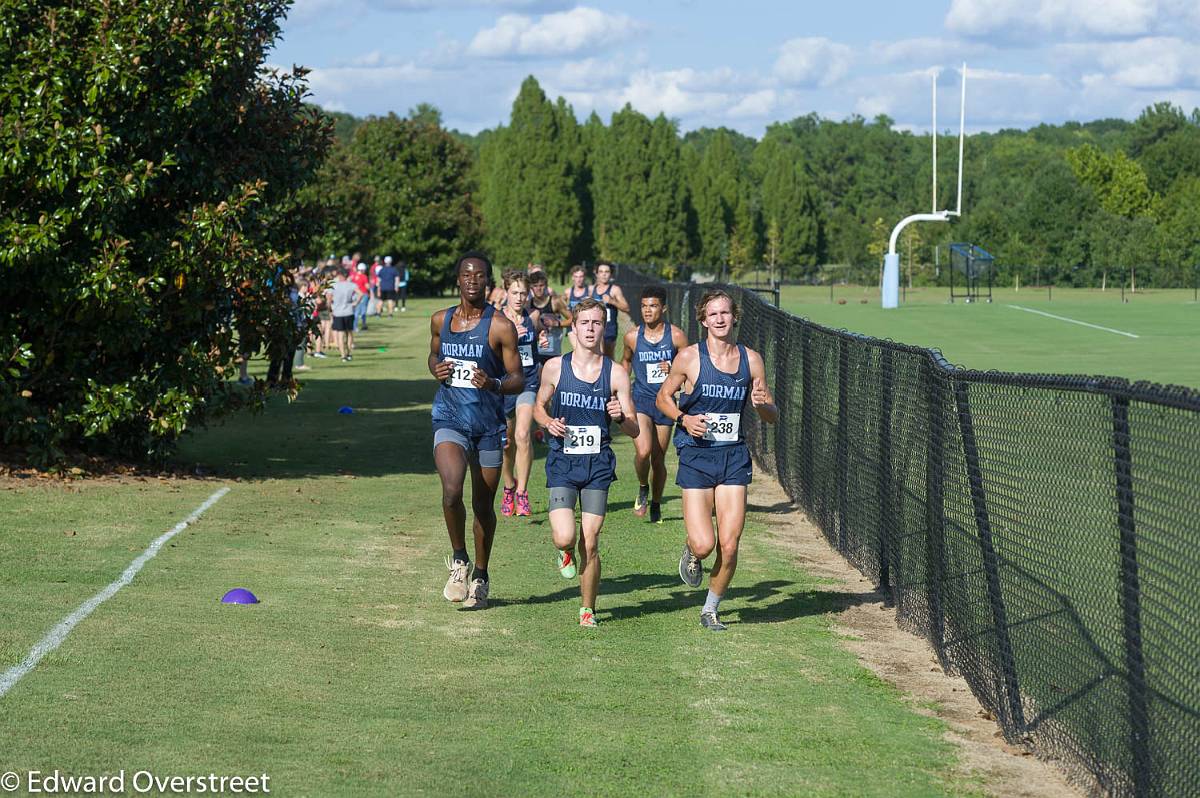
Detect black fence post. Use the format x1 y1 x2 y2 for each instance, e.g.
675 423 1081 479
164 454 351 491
799 326 815 511
924 356 947 662
879 348 894 601
953 379 1026 737
836 336 851 552
1112 394 1152 797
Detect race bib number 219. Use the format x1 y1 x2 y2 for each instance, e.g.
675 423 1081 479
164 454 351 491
564 425 601 455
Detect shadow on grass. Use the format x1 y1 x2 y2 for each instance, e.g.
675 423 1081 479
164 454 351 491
503 569 877 626
604 577 876 625
176 378 449 479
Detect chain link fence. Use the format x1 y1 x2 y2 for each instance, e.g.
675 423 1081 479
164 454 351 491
616 263 1200 797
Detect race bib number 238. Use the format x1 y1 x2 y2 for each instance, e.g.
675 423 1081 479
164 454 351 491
703 413 740 443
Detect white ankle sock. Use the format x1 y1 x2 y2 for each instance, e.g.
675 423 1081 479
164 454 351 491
703 590 722 615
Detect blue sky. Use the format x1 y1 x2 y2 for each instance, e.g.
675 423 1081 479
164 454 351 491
273 0 1200 136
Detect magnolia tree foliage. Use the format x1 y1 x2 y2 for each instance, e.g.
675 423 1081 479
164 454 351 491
0 0 330 462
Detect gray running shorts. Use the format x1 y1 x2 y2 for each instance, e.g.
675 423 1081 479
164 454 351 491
433 426 503 469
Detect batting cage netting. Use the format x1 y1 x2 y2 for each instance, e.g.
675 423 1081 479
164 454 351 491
616 264 1199 798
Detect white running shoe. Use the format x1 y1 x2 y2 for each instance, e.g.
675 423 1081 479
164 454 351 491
443 556 471 602
462 578 489 610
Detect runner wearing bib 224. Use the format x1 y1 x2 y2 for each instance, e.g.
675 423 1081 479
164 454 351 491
655 288 777 632
620 285 688 524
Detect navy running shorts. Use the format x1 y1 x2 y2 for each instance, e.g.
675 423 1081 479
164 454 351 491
546 447 616 491
675 444 752 489
634 392 673 427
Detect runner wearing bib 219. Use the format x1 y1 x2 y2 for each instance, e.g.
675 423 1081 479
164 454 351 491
534 297 639 628
655 288 778 633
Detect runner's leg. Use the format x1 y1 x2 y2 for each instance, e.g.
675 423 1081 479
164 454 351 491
468 459 501 570
514 403 534 494
435 442 469 551
650 423 672 503
707 484 747 596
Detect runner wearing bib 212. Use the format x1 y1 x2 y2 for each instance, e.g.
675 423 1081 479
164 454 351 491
655 289 778 633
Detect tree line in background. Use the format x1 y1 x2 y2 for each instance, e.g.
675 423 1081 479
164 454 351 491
313 76 1200 292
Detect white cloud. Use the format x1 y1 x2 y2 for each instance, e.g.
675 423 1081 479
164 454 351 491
774 37 853 87
467 7 644 58
548 66 775 125
727 90 777 118
945 0 1200 40
554 57 633 90
1057 37 1200 89
306 63 436 98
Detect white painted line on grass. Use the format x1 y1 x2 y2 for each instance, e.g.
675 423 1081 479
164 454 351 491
0 486 230 699
1006 305 1139 338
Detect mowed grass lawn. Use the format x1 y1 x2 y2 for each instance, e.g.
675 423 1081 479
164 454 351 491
0 299 983 797
783 285 1199 388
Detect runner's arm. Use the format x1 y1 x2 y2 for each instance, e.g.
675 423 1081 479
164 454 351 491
610 284 630 314
747 350 778 424
656 346 707 437
483 313 525 395
620 328 637 373
428 310 452 380
533 359 566 437
608 364 640 438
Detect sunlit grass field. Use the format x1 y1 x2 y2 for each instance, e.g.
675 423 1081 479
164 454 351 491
780 285 1198 389
0 299 985 797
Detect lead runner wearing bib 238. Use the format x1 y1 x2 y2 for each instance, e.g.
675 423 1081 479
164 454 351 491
655 289 778 632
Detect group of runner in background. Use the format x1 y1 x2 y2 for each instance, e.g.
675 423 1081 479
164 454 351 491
430 253 778 631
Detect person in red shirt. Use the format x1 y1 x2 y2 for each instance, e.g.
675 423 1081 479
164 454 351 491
351 263 371 333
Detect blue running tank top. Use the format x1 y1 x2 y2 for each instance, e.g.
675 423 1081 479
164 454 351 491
513 309 540 393
431 305 505 435
632 324 677 405
592 283 618 339
674 341 750 449
549 353 612 455
567 286 590 313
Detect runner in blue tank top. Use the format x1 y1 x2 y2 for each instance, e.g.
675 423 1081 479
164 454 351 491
565 264 591 353
656 289 778 632
534 297 639 628
428 252 525 611
620 285 689 524
497 269 545 520
591 261 629 359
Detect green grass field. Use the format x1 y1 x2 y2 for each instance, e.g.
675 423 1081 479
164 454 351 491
0 301 986 797
781 286 1199 388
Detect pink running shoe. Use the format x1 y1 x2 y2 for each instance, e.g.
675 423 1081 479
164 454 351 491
501 486 516 517
515 490 531 517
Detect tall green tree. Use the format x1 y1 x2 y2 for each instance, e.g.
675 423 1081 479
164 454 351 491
481 76 583 268
590 106 689 268
754 142 824 278
690 129 744 269
351 114 481 291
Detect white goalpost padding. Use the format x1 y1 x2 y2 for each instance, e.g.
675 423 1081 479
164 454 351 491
883 64 967 309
